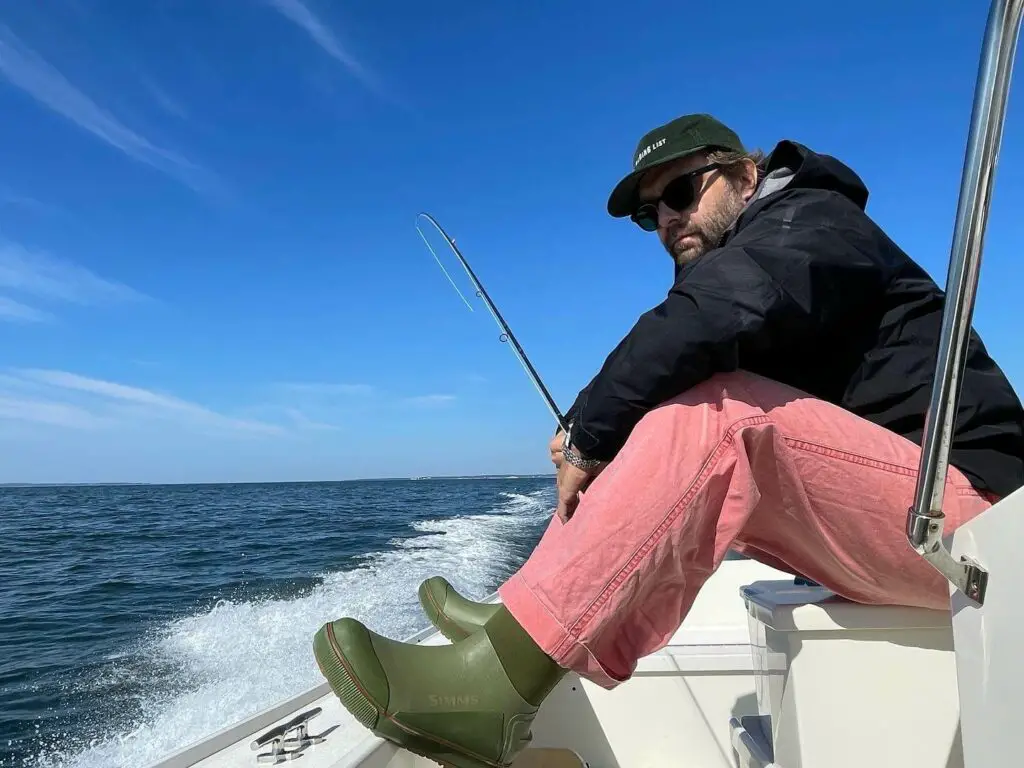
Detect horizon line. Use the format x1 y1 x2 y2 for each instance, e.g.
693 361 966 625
0 472 557 488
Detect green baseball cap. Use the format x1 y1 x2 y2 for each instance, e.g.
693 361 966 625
606 113 746 217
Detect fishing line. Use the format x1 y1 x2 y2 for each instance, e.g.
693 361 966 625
415 212 568 433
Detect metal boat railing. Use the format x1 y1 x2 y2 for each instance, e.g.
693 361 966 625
905 0 1024 606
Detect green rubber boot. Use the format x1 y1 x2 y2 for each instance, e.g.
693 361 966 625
313 605 566 768
418 576 501 641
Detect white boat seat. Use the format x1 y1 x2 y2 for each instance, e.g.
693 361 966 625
730 580 962 768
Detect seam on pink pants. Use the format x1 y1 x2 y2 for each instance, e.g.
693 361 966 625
784 437 920 476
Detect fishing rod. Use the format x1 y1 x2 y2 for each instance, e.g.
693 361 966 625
415 212 569 433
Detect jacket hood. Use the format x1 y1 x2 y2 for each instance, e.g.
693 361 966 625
750 140 869 211
675 141 871 282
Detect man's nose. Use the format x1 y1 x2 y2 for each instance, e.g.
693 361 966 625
657 201 684 230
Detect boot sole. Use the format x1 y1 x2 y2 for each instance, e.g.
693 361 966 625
312 622 511 768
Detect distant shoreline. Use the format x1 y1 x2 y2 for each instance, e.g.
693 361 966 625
0 474 556 489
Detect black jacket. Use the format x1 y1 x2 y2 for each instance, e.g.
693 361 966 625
568 140 1024 499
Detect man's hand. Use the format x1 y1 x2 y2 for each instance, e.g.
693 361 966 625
555 456 603 523
549 430 565 468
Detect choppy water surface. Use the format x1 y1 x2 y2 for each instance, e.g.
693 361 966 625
0 477 555 767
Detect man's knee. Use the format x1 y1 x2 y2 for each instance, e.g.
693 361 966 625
650 371 812 421
631 371 773 436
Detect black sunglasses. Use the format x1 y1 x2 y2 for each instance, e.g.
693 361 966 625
630 162 721 232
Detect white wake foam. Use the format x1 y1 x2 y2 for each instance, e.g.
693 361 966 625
28 486 555 768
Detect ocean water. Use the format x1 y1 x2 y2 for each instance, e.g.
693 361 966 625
0 477 556 768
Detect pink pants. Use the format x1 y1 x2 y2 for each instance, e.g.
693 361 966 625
497 371 995 689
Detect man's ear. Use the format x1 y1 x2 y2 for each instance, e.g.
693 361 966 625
740 158 759 202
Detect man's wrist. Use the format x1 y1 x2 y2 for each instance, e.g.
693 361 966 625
562 424 602 471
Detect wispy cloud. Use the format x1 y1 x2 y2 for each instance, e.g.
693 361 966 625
0 394 105 429
139 76 189 121
0 242 144 323
272 381 455 415
281 384 456 408
263 0 395 101
0 188 59 217
277 381 375 397
0 242 143 305
0 24 217 195
284 407 340 431
4 369 284 435
404 394 457 407
0 296 53 323
255 381 372 430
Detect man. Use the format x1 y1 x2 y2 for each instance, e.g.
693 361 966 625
313 114 1024 768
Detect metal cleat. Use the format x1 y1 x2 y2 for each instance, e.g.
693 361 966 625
250 707 323 764
282 712 326 752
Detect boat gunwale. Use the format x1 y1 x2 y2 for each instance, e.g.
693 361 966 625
141 615 453 768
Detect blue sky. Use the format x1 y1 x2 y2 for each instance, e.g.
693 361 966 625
0 0 1022 484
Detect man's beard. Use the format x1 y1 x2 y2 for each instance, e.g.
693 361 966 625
663 184 746 267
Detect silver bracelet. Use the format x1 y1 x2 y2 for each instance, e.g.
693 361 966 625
561 428 602 471
562 446 602 471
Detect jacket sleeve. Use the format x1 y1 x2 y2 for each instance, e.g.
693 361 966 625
562 377 595 433
568 189 886 461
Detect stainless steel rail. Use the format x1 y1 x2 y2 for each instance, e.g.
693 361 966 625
905 0 1024 605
